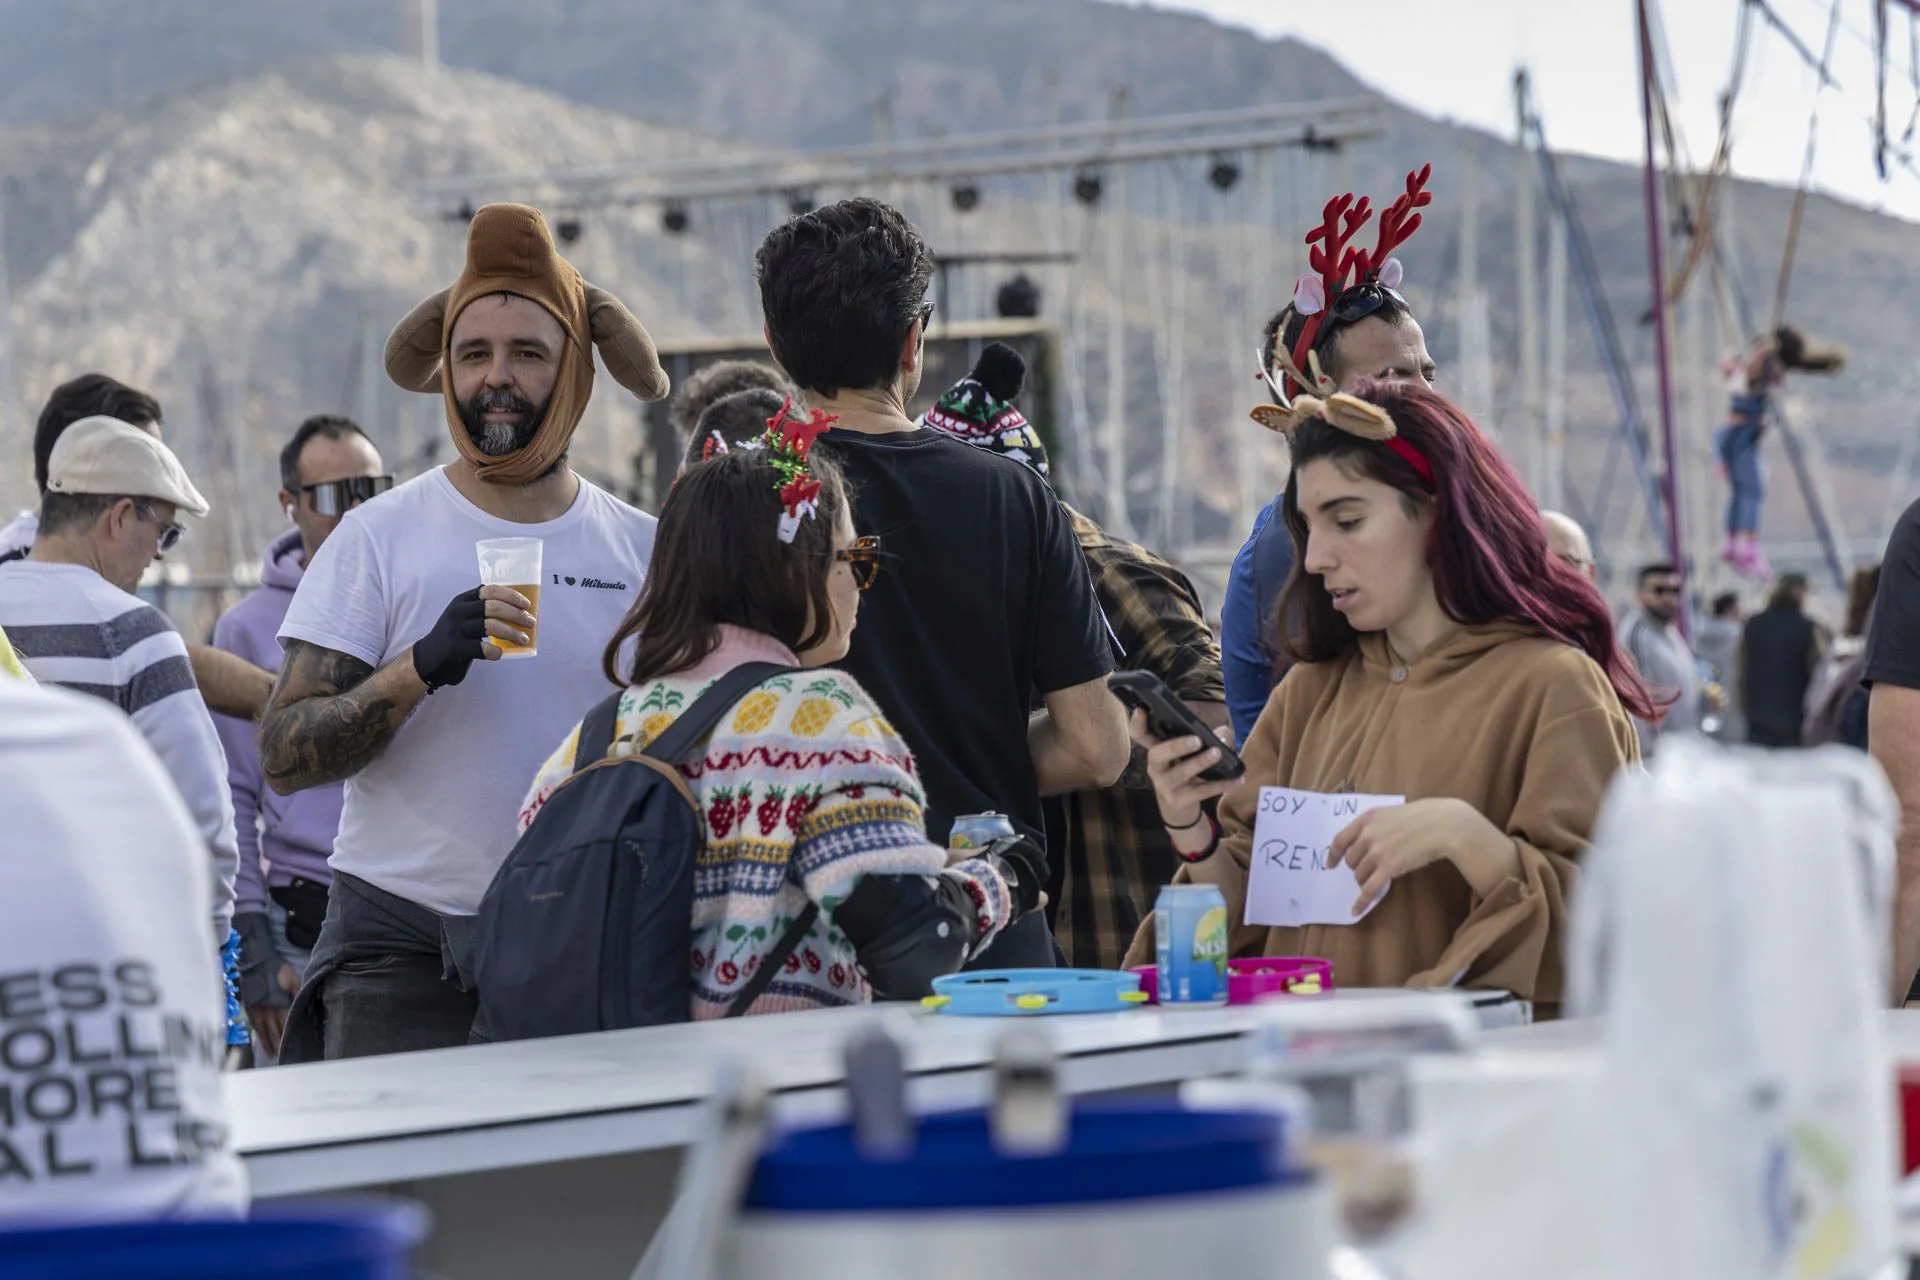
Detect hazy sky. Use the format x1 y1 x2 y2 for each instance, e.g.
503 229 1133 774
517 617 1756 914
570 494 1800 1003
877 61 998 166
1112 0 1920 222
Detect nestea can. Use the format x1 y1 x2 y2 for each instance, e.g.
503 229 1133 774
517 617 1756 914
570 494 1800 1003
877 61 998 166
1155 884 1229 1006
950 812 1017 851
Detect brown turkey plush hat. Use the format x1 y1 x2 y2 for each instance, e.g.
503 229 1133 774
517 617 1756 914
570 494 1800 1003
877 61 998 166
385 203 670 487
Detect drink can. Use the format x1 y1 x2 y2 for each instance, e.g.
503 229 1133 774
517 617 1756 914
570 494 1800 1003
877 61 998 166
1155 884 1229 1006
949 812 1017 851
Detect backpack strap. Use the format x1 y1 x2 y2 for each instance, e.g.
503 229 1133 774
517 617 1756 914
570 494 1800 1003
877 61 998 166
642 661 796 767
572 690 628 774
725 902 819 1018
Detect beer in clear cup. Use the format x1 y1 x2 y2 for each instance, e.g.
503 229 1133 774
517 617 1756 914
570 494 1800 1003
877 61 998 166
475 537 542 658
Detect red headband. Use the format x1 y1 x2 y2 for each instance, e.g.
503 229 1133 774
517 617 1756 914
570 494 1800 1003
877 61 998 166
1280 165 1433 402
1384 436 1435 487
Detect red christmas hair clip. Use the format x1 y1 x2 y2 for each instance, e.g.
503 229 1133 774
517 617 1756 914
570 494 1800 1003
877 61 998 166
760 397 839 543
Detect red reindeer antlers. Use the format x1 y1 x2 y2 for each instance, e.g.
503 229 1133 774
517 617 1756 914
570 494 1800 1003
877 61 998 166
1305 193 1375 295
1354 164 1432 279
1274 165 1435 405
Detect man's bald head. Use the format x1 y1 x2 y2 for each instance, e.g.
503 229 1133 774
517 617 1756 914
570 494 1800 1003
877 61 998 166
1542 510 1595 579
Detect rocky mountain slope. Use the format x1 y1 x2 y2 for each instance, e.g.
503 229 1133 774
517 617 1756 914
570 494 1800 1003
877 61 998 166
0 1 1910 582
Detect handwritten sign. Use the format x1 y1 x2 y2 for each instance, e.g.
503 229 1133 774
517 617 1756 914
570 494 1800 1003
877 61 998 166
1245 787 1404 928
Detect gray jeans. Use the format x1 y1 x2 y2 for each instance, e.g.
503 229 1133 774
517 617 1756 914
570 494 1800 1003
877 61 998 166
279 872 479 1063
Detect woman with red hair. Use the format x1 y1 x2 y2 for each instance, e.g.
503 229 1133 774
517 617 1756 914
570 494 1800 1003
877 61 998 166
1125 382 1647 1004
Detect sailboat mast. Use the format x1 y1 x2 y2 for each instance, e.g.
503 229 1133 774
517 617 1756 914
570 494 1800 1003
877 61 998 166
1637 0 1688 634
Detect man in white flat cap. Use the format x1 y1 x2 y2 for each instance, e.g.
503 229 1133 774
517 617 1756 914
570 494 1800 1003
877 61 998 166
0 416 238 945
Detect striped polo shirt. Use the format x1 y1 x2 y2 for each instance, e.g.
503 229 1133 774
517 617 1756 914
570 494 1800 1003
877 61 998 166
0 559 238 941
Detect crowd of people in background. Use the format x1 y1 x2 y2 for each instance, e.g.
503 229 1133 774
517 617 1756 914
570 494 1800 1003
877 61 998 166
2 166 1908 1221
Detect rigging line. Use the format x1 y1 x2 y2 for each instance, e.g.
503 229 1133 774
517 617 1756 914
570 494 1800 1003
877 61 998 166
1904 8 1920 143
1664 0 1755 304
1878 0 1892 179
1754 0 1843 89
1771 0 1845 331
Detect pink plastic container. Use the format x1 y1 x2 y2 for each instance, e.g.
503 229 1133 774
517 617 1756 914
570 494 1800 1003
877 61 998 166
1130 957 1333 1005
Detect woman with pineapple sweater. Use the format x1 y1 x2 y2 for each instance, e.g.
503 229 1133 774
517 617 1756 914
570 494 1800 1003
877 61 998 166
520 403 1038 1016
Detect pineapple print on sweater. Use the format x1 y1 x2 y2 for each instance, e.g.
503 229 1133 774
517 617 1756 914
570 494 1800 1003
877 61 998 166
519 665 1010 1018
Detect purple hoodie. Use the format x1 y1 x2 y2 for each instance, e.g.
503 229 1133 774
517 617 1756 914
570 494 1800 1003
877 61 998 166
212 528 341 914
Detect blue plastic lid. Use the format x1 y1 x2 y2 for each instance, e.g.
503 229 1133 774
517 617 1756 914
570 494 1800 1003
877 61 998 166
743 1102 1302 1213
0 1200 428 1279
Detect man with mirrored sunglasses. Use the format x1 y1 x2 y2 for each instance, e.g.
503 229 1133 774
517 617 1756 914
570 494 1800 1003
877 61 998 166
211 414 389 1062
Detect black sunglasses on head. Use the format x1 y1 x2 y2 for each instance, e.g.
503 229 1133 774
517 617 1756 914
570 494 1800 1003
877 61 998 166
1258 281 1409 406
301 475 395 517
1326 281 1406 326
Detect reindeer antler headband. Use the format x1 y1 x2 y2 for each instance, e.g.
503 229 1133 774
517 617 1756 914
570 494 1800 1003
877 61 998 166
760 397 838 543
1263 164 1433 406
1248 393 1436 488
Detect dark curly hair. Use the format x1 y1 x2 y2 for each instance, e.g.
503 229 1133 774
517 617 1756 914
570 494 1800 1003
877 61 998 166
756 198 935 398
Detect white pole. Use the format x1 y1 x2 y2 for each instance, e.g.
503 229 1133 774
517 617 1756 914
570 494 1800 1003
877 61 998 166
1102 86 1134 538
1457 145 1496 432
0 192 14 469
1238 146 1273 533
1514 71 1543 496
1544 217 1568 514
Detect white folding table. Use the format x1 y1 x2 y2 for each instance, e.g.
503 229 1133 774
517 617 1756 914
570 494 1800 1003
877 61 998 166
228 1004 1265 1278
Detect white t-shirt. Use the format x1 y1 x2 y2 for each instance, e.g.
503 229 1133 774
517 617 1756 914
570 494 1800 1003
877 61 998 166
279 467 656 915
0 680 247 1223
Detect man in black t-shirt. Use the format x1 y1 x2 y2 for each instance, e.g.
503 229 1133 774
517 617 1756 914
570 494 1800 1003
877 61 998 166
1866 498 1920 1002
755 198 1129 967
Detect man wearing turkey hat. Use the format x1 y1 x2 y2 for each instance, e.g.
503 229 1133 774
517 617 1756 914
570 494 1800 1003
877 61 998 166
262 203 669 1061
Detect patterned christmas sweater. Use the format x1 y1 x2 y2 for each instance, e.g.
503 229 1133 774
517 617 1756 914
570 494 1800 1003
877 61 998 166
518 655 1011 1018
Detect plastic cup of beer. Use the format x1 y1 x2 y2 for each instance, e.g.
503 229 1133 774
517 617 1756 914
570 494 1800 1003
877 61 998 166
475 537 542 658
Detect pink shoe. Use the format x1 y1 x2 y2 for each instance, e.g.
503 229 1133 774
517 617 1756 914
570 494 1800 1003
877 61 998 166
1738 542 1772 581
1720 535 1742 567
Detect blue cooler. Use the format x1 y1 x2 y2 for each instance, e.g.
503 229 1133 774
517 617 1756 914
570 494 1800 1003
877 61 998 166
0 1201 428 1280
733 1102 1332 1278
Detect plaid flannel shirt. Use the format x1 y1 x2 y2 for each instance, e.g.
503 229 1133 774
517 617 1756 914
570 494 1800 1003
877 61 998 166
1046 504 1226 970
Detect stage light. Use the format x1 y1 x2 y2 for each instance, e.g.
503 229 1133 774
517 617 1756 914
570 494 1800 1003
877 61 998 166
662 203 690 235
951 182 981 212
996 273 1041 319
1299 126 1342 155
1208 154 1241 192
787 190 816 216
556 217 583 244
1073 170 1103 206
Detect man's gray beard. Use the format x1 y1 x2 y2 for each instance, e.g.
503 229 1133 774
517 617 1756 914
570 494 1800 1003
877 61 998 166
472 421 523 457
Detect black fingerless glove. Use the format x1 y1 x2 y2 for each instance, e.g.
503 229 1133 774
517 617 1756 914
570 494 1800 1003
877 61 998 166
981 833 1046 918
412 586 490 691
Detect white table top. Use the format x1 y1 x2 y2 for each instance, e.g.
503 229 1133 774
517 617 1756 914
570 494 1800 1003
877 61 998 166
228 1004 1265 1196
1484 1008 1920 1060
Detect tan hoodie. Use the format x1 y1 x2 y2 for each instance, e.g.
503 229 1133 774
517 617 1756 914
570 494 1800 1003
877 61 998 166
1123 622 1638 1003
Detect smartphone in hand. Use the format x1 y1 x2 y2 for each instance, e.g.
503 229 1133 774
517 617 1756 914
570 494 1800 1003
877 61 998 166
1107 670 1245 783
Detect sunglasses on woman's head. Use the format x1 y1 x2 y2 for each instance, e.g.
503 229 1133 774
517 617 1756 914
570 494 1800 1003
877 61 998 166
301 474 395 517
835 535 882 591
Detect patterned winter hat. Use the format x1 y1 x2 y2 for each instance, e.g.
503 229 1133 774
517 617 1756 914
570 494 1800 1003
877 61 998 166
920 342 1051 481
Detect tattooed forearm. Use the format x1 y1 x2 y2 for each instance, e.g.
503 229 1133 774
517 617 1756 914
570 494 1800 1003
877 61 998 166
1116 742 1154 790
258 640 426 794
